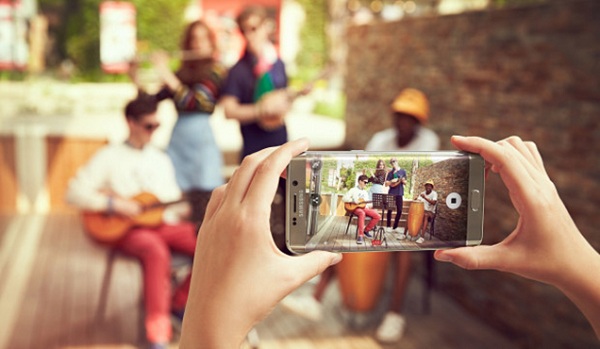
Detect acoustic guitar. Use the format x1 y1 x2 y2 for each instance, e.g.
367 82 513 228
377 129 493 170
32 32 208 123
82 192 185 244
258 66 334 131
344 199 373 212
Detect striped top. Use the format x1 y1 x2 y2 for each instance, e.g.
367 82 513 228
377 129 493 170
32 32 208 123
156 62 227 114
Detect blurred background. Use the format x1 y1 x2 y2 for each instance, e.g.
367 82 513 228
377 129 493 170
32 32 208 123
0 0 599 348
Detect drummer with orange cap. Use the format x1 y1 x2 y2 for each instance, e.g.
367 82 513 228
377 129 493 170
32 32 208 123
366 88 440 151
365 88 440 344
416 179 438 244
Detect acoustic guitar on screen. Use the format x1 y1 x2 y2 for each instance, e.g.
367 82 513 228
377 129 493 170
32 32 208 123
82 192 186 244
344 199 373 212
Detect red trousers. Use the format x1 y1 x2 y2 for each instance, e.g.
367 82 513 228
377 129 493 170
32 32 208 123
354 207 381 237
116 222 197 343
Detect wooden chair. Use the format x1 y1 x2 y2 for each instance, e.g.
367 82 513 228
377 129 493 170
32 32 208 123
96 249 192 324
344 210 375 240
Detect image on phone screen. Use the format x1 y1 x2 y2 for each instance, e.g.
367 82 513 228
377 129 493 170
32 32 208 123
286 151 484 253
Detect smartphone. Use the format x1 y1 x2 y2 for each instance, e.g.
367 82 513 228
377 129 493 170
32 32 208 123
286 151 484 253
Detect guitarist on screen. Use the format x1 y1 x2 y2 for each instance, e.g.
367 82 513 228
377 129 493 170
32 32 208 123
342 174 381 245
66 94 196 348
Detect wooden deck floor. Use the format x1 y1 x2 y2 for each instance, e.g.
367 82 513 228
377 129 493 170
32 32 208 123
305 215 460 252
0 213 515 349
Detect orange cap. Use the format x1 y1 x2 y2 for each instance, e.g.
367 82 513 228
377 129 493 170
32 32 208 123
390 88 430 124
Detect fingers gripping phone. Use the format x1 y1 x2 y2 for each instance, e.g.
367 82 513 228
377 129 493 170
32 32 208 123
285 151 484 253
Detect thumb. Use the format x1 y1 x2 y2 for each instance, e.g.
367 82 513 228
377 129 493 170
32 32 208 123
434 245 504 271
288 251 343 287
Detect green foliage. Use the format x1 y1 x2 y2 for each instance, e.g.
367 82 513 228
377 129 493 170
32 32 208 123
319 155 433 198
39 0 188 81
294 0 328 82
132 0 189 54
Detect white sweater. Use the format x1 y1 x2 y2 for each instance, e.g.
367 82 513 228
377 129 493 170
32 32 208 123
66 142 182 212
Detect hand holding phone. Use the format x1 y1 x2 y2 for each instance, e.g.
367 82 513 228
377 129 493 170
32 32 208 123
434 136 600 339
180 139 342 348
434 136 593 283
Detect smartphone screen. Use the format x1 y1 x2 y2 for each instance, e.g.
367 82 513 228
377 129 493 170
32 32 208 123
286 151 484 253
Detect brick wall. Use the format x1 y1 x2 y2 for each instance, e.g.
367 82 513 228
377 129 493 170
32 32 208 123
344 1 600 347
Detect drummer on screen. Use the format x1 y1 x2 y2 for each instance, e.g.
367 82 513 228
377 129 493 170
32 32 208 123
416 180 438 243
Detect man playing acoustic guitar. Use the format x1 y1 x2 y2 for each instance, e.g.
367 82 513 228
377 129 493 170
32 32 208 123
342 174 381 245
67 94 197 349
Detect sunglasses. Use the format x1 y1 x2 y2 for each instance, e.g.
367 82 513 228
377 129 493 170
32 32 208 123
241 20 264 36
141 122 160 131
242 25 258 35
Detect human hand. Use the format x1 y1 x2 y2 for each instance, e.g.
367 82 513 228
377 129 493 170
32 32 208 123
180 139 342 348
127 60 141 87
150 51 170 71
257 89 292 119
149 50 181 91
111 197 142 217
434 136 590 287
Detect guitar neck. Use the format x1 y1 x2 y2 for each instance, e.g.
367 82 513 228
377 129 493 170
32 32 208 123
143 198 186 211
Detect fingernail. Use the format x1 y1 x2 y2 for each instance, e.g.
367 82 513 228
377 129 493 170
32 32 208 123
434 252 453 262
330 253 343 266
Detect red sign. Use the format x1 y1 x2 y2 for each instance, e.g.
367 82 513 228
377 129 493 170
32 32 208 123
0 0 28 71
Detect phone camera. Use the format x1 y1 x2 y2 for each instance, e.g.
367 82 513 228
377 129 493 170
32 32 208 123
311 160 322 171
310 194 322 207
292 180 299 187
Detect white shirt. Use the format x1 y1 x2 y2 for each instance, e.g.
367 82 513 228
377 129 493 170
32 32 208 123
343 186 371 206
67 142 182 211
365 126 440 151
417 190 438 213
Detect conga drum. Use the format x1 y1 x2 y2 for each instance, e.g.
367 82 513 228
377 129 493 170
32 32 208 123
407 201 425 238
336 252 390 312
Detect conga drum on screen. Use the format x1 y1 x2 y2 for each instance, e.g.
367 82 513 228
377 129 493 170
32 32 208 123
407 201 425 237
336 252 390 312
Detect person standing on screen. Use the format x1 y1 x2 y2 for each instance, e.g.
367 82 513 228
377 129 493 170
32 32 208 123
220 5 291 159
368 159 388 200
385 157 407 236
365 88 440 343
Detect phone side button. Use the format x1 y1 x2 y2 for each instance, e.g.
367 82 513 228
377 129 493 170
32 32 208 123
471 190 481 212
